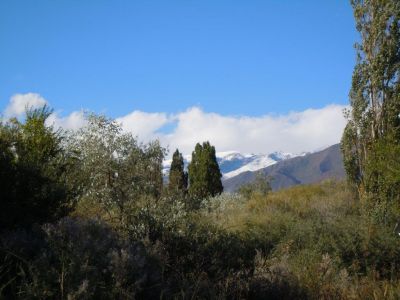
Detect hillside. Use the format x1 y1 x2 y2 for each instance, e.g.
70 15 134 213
223 143 345 192
199 180 400 299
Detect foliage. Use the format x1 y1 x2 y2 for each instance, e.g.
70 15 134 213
201 180 400 299
188 141 223 204
238 172 272 200
0 217 163 299
168 149 188 195
3 106 400 299
342 0 400 222
68 114 165 226
363 138 400 224
0 107 77 230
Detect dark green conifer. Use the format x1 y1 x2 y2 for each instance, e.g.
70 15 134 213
188 141 223 200
168 149 187 194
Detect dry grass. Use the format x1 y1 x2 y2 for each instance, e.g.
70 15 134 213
199 180 400 299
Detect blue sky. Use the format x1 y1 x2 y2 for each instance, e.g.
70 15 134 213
1 1 357 118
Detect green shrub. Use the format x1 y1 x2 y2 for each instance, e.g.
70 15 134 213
0 218 162 299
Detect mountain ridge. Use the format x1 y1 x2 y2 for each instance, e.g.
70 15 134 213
222 143 345 192
163 150 300 179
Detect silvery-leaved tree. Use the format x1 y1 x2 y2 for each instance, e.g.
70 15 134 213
70 114 165 225
342 0 400 223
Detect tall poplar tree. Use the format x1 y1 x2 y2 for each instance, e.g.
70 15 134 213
168 149 188 194
188 141 223 200
342 0 400 222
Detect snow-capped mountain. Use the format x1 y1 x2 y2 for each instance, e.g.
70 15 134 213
223 144 345 192
218 151 298 179
163 150 300 179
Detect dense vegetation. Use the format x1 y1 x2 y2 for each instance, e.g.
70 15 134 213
0 107 77 230
2 152 400 299
1 108 400 299
1 0 400 299
341 0 400 224
168 149 188 195
188 142 223 200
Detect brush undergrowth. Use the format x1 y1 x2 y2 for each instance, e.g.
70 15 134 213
2 180 400 299
199 180 400 299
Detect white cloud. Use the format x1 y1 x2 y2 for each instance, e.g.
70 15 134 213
116 111 169 140
153 105 347 156
46 110 87 131
2 93 348 156
2 93 86 131
115 105 347 156
4 93 48 117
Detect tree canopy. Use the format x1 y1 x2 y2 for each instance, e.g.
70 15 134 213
342 0 400 223
0 107 77 229
168 149 188 194
69 114 165 224
188 141 223 201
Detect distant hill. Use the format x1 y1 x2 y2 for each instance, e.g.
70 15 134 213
223 144 345 192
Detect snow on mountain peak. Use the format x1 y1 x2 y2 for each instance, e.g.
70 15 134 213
163 150 299 179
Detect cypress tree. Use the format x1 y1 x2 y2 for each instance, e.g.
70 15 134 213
168 149 188 194
188 141 223 200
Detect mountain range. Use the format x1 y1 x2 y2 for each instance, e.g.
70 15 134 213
163 143 345 192
162 150 300 179
223 144 345 192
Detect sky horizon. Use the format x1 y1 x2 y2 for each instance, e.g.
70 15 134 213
1 93 348 156
1 1 356 156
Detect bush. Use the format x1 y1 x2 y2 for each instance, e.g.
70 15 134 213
0 217 162 299
200 180 400 299
125 199 258 298
0 107 77 230
3 177 400 299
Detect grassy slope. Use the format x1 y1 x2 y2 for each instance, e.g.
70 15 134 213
199 180 400 299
